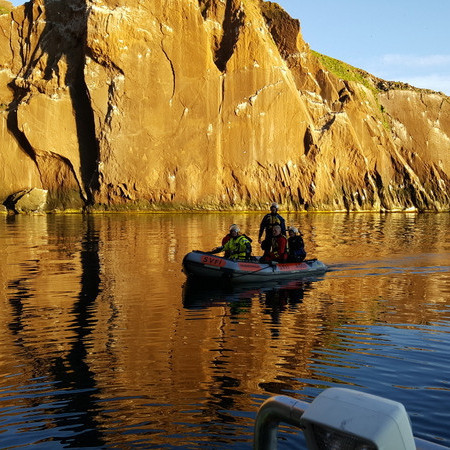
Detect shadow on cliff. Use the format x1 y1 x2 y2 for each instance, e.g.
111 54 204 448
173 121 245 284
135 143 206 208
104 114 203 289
213 0 245 72
7 0 99 207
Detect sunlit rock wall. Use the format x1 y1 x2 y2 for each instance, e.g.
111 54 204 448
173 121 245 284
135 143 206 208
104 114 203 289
0 0 449 212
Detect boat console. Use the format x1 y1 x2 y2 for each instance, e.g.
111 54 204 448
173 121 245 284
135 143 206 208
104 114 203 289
254 387 448 449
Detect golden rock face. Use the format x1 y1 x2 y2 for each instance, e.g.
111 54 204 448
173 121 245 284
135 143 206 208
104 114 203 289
0 0 449 212
0 0 12 14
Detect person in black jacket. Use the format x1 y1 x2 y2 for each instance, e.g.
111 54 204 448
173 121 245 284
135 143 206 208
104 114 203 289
258 203 286 247
287 226 306 263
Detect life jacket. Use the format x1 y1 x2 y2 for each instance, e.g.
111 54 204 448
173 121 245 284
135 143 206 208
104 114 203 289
223 233 252 245
261 235 288 262
223 234 251 260
222 233 232 257
266 214 282 232
288 235 306 262
271 235 288 261
259 213 286 239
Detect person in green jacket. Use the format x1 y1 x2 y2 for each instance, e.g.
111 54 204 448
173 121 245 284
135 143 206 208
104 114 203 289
211 224 252 260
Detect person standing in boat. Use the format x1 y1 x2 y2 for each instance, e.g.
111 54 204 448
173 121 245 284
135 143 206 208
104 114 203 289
260 225 288 263
211 224 252 260
258 202 286 247
287 226 307 262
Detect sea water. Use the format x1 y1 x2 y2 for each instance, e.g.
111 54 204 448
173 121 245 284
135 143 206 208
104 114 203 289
0 212 449 448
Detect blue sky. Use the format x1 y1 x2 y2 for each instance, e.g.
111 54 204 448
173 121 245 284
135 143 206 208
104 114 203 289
8 0 450 96
276 0 450 95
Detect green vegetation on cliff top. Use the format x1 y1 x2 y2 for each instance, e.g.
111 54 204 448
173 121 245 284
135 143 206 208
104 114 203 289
312 50 376 93
312 50 393 129
0 0 12 15
313 50 445 97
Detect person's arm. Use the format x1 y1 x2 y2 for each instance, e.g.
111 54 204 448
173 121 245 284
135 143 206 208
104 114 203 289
210 246 224 254
299 236 305 249
286 237 292 254
258 215 267 242
244 240 252 259
278 237 288 261
280 216 286 235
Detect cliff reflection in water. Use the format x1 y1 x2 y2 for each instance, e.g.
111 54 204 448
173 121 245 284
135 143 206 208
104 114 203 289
0 212 449 447
3 215 103 447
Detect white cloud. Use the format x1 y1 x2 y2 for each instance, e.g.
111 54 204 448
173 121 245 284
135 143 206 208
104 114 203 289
381 54 450 67
400 74 450 95
356 54 450 95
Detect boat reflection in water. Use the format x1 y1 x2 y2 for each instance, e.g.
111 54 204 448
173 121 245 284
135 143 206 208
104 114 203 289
182 275 326 310
183 275 327 341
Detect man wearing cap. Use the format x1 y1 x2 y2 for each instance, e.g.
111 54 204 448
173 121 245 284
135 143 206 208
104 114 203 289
258 202 286 245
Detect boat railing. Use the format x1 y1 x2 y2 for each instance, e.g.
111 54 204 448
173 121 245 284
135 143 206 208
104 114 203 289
254 389 448 450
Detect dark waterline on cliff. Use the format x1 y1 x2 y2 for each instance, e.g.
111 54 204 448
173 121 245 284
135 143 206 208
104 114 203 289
0 212 449 448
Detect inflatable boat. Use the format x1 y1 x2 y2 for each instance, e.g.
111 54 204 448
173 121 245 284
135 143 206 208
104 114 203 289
182 251 328 283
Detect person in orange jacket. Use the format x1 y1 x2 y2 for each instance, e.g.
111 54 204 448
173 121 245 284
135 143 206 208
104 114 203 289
260 225 288 263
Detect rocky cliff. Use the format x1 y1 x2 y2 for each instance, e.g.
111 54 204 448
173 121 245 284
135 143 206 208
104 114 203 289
0 0 449 212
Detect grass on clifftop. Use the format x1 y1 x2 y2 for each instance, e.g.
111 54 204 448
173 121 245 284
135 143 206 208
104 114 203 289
313 50 393 129
312 50 376 93
314 50 445 97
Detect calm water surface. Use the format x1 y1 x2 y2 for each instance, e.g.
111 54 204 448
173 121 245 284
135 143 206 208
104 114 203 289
0 212 449 448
